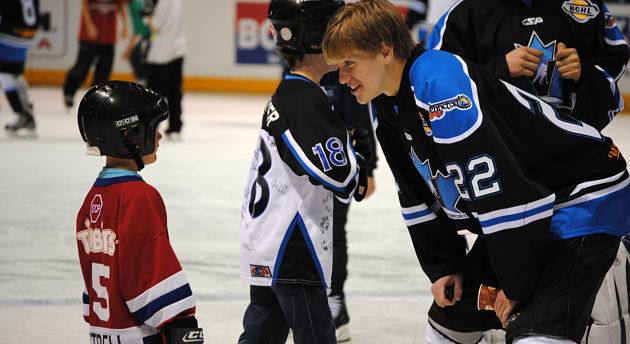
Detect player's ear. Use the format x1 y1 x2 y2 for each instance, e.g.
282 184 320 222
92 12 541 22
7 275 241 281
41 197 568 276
380 42 394 63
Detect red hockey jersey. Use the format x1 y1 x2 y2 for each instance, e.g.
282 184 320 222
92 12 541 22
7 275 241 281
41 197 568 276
76 173 196 343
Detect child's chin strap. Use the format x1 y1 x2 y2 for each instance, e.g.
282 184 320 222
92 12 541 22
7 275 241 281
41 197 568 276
125 140 145 171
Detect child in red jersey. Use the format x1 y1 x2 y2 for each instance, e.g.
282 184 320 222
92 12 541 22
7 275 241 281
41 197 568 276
76 81 203 344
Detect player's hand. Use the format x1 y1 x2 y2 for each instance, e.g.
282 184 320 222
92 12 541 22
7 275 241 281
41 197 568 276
505 46 543 78
494 289 519 328
431 273 463 307
556 42 581 82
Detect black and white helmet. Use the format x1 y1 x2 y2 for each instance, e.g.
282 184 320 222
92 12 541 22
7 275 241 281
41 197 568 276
78 81 168 169
268 0 344 54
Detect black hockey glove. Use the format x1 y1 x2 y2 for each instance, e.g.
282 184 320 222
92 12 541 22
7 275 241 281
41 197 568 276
348 125 373 164
162 317 204 343
348 126 372 202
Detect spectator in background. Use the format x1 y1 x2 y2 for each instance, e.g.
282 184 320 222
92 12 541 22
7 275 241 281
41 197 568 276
0 0 40 135
147 0 186 139
122 0 152 86
63 0 128 109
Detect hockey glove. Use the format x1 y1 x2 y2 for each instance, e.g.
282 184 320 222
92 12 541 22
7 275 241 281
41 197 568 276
162 317 204 343
353 154 369 202
348 125 373 165
348 125 372 202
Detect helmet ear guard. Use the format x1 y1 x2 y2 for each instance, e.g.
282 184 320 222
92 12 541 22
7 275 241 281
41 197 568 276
267 0 344 54
77 81 169 170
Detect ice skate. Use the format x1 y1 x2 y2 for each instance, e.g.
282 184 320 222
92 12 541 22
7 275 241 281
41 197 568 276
5 115 36 137
329 294 351 342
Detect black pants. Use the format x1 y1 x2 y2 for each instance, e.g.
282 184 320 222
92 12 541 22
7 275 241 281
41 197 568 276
331 198 350 297
63 42 114 97
147 57 184 133
238 285 336 344
506 234 620 343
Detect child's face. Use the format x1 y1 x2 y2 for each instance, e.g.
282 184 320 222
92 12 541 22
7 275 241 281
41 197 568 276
142 129 162 166
336 49 388 104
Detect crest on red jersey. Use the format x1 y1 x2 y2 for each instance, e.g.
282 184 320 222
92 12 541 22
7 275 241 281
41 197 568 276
90 194 103 223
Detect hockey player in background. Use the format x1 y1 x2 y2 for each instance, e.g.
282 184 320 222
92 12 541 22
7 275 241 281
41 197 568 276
76 81 203 344
0 0 40 135
323 0 630 343
427 1 630 342
237 0 372 343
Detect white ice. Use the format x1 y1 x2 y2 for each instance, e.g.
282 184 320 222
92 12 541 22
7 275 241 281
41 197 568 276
0 86 628 343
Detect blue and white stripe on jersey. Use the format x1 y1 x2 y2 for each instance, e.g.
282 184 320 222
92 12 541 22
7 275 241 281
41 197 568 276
603 4 628 47
126 271 196 328
281 130 358 192
595 65 625 122
424 0 464 50
272 213 328 288
472 194 555 235
401 204 437 227
549 173 630 240
0 33 33 63
369 102 379 129
83 289 90 320
410 50 483 144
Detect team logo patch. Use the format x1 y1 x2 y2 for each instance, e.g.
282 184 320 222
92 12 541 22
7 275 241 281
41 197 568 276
428 95 472 121
250 264 273 277
90 194 103 223
420 114 433 136
562 0 600 23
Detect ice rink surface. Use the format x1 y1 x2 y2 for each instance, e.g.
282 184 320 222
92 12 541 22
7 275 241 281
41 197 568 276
0 86 629 343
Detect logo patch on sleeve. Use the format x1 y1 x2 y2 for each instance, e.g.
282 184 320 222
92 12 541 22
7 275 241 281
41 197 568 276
562 0 600 23
250 265 273 277
428 95 472 121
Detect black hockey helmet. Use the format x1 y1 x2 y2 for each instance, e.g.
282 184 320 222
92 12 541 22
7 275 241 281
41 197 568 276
78 81 168 170
268 0 344 54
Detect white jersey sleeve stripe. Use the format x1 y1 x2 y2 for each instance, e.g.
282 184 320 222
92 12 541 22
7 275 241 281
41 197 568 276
145 295 197 328
594 65 625 120
401 204 438 226
126 270 189 312
281 130 357 191
472 194 556 234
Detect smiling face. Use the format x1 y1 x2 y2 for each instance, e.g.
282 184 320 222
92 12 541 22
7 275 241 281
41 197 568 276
337 49 390 104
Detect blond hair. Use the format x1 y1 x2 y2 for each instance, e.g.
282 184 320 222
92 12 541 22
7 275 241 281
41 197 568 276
323 0 415 63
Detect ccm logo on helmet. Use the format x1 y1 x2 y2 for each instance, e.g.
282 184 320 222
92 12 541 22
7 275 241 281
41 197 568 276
114 115 139 128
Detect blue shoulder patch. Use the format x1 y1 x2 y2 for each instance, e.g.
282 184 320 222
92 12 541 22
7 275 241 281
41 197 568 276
409 50 483 144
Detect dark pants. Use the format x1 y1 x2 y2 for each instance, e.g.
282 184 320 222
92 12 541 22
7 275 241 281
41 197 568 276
506 234 620 343
63 42 114 97
147 57 183 133
238 285 336 344
331 198 350 297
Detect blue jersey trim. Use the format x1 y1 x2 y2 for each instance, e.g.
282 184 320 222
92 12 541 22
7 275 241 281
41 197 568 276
272 215 299 286
402 208 433 221
297 213 328 288
479 202 554 228
284 74 315 84
132 284 193 322
94 175 144 187
547 182 630 241
0 41 29 63
281 133 346 192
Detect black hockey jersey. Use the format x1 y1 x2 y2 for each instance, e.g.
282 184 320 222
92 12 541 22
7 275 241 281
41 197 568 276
241 73 360 287
372 46 630 301
0 0 39 73
427 0 628 130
